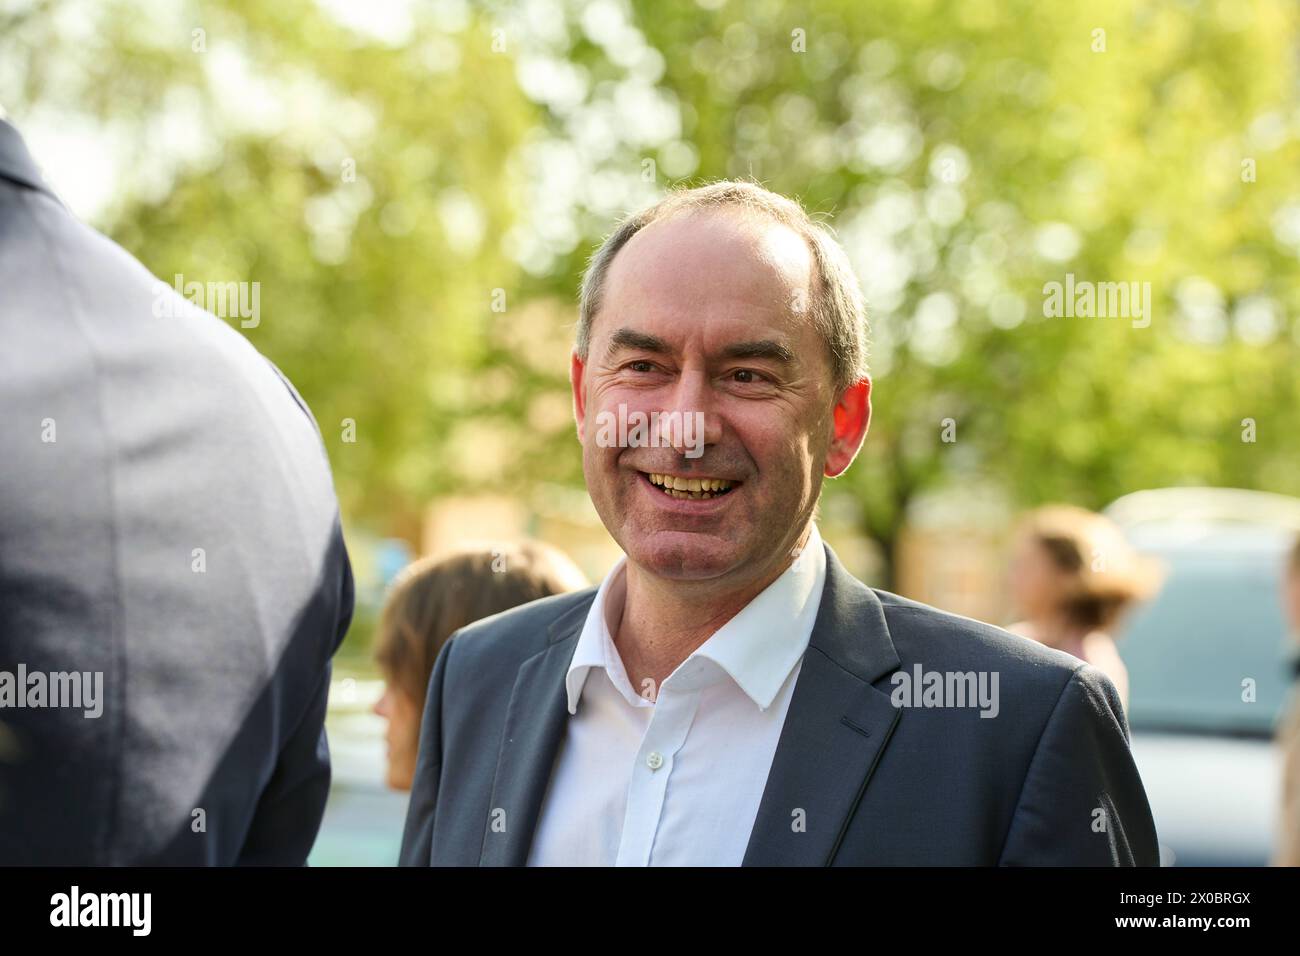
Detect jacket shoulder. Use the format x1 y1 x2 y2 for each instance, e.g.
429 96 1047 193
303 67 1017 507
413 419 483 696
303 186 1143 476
871 588 1087 691
442 586 596 675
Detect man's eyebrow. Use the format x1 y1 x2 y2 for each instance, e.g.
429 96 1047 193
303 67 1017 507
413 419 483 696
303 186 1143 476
605 328 672 358
720 339 795 364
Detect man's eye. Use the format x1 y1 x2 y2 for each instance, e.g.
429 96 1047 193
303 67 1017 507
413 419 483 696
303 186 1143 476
732 369 763 383
628 361 655 373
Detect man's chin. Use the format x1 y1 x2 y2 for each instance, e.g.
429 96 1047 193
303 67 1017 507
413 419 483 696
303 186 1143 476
624 531 748 582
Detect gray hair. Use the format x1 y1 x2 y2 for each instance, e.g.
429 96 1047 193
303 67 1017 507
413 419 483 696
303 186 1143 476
577 180 868 392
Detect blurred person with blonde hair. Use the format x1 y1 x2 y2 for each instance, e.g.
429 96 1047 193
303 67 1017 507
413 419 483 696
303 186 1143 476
1008 505 1163 712
372 541 587 792
1275 536 1300 866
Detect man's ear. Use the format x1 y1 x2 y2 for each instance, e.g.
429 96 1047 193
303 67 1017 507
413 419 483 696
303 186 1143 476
570 350 588 443
824 377 871 478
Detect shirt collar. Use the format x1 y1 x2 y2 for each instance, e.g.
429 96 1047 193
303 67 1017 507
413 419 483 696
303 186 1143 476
564 523 827 714
564 560 639 713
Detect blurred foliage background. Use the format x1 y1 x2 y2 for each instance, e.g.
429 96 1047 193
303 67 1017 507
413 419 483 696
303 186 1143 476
3 0 1299 605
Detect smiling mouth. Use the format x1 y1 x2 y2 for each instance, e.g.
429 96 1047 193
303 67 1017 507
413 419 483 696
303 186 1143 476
644 472 739 500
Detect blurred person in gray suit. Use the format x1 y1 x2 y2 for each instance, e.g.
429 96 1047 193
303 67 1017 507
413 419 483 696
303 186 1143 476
0 114 354 864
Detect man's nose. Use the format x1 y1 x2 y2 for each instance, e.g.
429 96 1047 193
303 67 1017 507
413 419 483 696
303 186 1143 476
655 370 722 455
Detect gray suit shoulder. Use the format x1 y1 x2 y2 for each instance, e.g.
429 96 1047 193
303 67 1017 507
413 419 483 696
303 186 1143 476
871 587 1090 697
441 586 597 678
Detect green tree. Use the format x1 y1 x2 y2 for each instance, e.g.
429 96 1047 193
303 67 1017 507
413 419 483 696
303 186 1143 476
7 0 1298 588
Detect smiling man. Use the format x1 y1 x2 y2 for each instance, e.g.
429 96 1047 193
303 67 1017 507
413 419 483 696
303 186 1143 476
399 181 1159 866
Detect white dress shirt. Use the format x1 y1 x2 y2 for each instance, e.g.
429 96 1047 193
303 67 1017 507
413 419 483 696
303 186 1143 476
526 523 828 866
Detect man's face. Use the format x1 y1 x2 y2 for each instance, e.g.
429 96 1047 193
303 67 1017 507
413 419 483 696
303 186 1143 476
571 209 870 587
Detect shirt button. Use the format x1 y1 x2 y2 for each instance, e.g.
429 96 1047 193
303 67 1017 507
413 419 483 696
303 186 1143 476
646 751 664 771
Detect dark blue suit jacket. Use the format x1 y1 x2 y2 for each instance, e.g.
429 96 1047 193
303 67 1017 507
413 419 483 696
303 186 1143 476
0 119 354 864
400 544 1159 865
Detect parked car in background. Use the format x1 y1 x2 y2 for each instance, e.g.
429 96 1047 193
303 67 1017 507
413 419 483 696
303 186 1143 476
1106 487 1300 866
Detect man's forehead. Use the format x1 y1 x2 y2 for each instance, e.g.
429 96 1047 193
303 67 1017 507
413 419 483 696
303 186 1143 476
605 207 814 304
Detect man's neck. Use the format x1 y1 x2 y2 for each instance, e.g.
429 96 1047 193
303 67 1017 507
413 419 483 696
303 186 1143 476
610 524 814 696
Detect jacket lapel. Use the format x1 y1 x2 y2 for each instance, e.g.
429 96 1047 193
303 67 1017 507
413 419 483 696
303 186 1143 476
743 544 903 865
478 595 590 866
